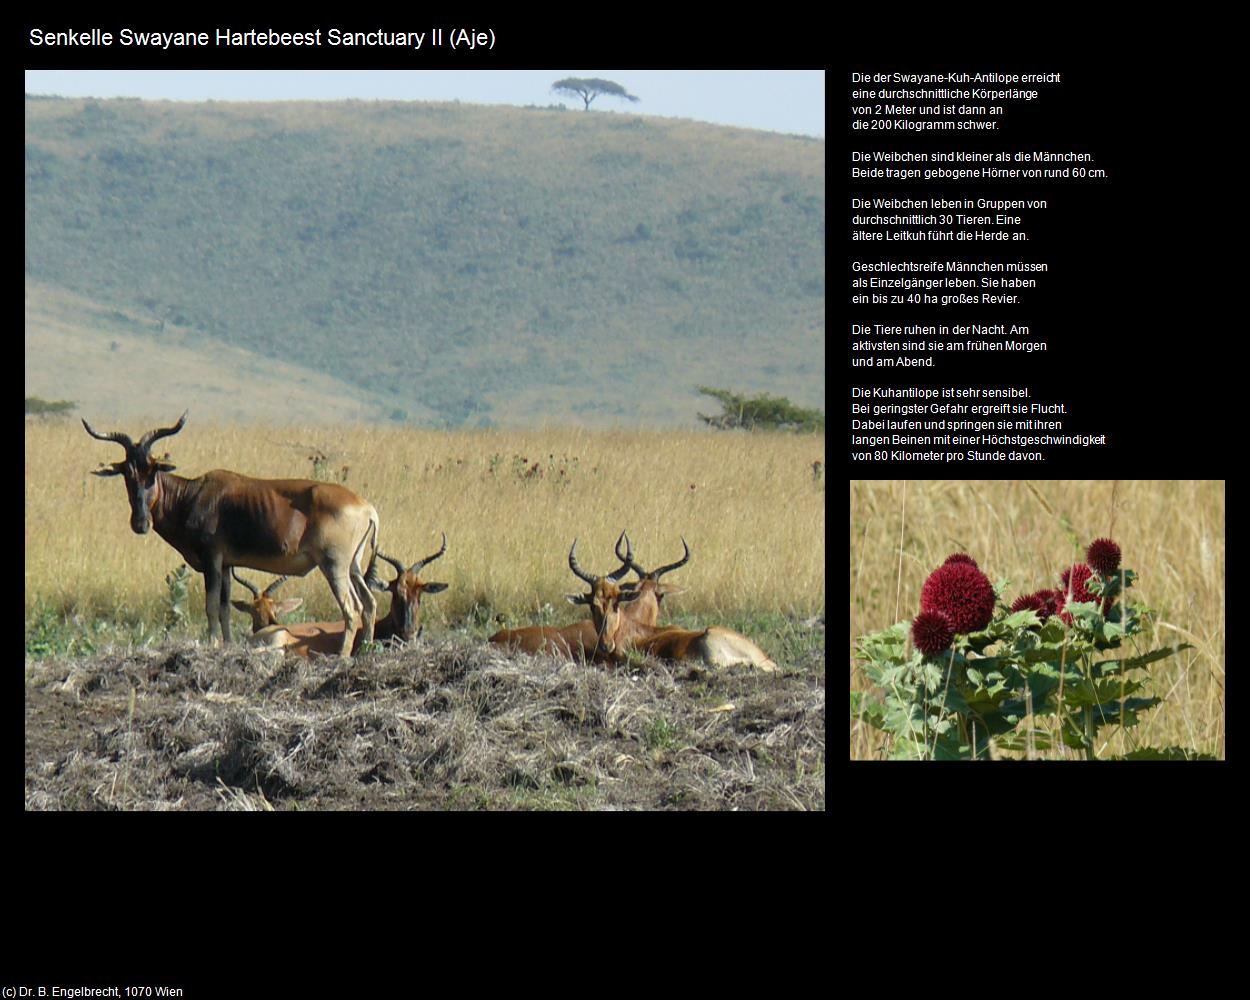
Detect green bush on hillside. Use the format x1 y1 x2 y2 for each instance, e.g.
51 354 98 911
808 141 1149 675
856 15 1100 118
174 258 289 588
25 396 76 416
696 386 823 432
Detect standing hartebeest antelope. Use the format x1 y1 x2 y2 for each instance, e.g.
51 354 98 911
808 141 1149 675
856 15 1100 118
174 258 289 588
586 535 778 671
241 534 449 658
83 412 380 655
488 536 643 661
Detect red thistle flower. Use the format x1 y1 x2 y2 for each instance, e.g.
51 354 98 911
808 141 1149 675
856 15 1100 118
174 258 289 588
920 561 996 634
1060 563 1097 603
1042 589 1065 617
912 610 955 657
1010 590 1056 623
1059 565 1113 616
1087 538 1122 576
943 553 979 569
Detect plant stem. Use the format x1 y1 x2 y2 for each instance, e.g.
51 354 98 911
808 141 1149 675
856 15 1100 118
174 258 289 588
1082 654 1096 760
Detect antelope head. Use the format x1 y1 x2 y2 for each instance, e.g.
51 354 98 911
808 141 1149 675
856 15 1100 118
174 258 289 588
366 532 449 642
230 569 304 631
82 412 187 534
614 533 690 626
565 537 643 656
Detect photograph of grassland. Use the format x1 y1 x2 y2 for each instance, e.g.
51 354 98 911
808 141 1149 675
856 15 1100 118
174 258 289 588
26 420 826 809
25 79 825 809
850 480 1224 760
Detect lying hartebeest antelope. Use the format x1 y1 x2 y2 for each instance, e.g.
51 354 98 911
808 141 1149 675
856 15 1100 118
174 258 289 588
83 412 379 655
611 531 689 628
230 570 304 633
588 536 778 671
488 536 638 661
243 534 449 658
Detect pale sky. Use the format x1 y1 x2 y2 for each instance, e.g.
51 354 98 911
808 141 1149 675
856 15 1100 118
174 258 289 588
24 70 825 139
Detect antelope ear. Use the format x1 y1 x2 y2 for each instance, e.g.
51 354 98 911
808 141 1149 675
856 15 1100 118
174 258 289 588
618 589 644 604
231 600 254 614
274 598 304 615
153 461 177 472
565 593 590 606
92 464 125 477
656 584 688 599
367 574 389 592
423 582 449 595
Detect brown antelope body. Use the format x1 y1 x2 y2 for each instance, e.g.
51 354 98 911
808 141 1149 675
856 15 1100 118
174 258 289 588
487 621 605 660
243 534 448 658
489 537 640 662
84 413 380 654
631 626 777 671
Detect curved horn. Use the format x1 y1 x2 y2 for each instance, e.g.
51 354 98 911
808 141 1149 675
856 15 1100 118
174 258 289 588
262 576 289 597
568 538 597 586
375 550 407 578
410 532 447 575
650 538 691 580
607 531 632 582
615 530 647 578
230 568 260 598
81 418 135 452
138 411 187 451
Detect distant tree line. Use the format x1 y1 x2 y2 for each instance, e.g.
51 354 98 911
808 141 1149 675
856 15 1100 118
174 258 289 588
696 386 823 432
26 396 76 416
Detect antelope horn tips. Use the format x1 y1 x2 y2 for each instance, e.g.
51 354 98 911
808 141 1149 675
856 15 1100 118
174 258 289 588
651 538 691 580
568 538 596 585
138 412 188 450
81 418 133 449
410 531 448 574
230 568 260 597
377 550 407 577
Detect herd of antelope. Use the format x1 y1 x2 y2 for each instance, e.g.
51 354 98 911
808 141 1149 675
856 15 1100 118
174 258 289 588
83 414 777 671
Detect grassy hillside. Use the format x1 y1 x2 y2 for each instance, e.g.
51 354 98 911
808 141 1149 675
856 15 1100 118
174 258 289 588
25 96 824 428
25 280 418 425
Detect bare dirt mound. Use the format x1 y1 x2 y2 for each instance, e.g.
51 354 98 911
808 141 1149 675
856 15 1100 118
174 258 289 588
25 636 825 810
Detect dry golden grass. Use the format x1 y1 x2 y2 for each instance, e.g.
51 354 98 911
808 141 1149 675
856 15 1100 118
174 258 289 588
26 421 825 628
850 480 1225 760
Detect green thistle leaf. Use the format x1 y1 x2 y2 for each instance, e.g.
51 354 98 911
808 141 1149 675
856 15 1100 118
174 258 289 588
1003 609 1042 629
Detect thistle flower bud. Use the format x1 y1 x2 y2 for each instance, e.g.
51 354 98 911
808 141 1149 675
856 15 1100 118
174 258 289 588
1010 590 1056 623
1086 538 1122 576
912 610 955 656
